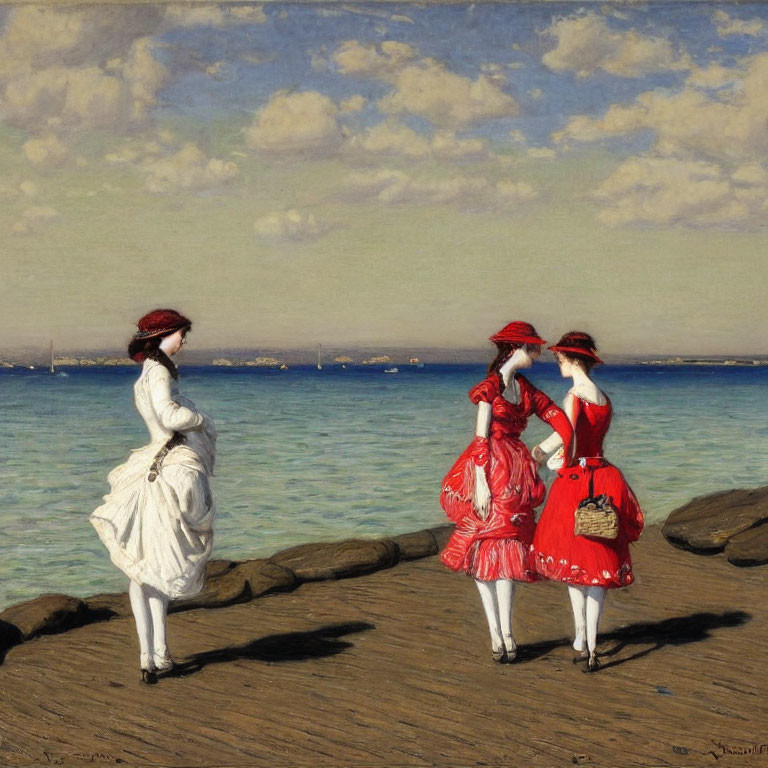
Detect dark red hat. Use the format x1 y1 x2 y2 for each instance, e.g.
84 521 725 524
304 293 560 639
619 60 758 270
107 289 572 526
549 331 603 365
134 308 191 341
489 321 546 346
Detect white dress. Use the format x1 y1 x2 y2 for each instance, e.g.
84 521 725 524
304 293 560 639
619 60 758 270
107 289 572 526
91 359 216 599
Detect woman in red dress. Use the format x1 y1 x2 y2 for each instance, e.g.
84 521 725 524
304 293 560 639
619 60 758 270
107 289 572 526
440 321 574 663
531 332 644 672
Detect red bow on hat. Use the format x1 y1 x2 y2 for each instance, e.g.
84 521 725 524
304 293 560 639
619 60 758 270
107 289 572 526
489 321 546 346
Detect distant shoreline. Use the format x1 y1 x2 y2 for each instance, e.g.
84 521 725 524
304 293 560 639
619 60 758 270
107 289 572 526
3 356 768 370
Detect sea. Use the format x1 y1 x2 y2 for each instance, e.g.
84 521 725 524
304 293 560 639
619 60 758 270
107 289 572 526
1 362 766 610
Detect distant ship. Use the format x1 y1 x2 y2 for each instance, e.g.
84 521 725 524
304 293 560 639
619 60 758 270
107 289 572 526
409 357 424 368
316 344 322 371
49 340 55 374
279 363 289 370
384 367 399 374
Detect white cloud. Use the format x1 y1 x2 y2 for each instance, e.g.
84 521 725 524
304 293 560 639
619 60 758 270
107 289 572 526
11 205 59 235
347 122 489 161
528 88 544 101
343 168 537 211
379 60 519 128
593 155 768 228
253 209 330 241
230 6 268 24
713 10 764 38
431 130 488 160
23 133 68 165
0 7 167 134
246 90 342 156
391 14 414 25
141 143 239 194
542 12 690 78
164 5 268 27
349 122 430 158
333 40 417 78
527 147 557 160
685 63 743 89
339 94 367 114
554 53 768 164
554 49 768 229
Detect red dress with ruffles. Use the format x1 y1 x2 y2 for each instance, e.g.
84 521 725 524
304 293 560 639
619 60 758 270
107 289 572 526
532 395 644 588
440 373 574 582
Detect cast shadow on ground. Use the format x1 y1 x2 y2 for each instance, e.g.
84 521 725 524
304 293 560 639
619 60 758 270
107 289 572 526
514 611 751 670
161 621 375 679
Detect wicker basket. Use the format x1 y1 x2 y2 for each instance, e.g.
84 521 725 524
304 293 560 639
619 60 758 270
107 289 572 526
574 496 619 540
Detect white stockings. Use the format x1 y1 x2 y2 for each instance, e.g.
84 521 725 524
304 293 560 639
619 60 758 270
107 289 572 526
567 585 605 654
475 579 516 654
129 580 171 671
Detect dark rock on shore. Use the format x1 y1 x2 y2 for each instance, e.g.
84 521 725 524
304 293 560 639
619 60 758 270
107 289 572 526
725 523 768 567
236 560 297 597
0 594 93 641
0 525 455 657
84 591 132 619
662 486 768 555
428 524 454 550
269 538 399 581
392 530 438 560
172 559 299 612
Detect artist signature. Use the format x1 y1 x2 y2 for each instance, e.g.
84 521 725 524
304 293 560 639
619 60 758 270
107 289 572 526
710 741 768 760
39 752 122 765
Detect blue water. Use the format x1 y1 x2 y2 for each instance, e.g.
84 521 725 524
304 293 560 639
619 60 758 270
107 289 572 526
1 363 766 609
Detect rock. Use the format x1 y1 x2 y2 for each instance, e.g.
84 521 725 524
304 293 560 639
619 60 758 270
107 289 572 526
234 560 297 597
428 524 454 550
0 621 23 661
268 538 399 582
392 530 438 561
205 559 238 579
725 524 768 567
662 487 768 554
171 568 252 613
0 594 92 641
84 592 132 619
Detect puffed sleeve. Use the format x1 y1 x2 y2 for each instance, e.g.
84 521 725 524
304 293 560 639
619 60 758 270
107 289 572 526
519 376 574 462
147 364 204 432
468 374 501 404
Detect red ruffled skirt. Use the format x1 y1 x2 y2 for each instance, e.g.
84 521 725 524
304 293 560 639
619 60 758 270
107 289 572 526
440 435 544 582
532 460 644 588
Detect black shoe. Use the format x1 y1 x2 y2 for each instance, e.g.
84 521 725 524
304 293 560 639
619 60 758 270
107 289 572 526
572 649 589 664
491 647 507 663
586 652 601 673
141 669 158 685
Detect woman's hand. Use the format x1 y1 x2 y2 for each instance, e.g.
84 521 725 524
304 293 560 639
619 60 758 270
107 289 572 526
472 464 491 519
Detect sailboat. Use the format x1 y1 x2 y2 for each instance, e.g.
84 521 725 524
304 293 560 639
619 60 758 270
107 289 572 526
49 340 55 374
316 344 322 371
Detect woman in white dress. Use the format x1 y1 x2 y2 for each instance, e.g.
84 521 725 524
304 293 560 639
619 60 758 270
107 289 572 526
91 309 216 684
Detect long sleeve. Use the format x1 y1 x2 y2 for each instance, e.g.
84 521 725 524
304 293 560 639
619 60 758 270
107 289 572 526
522 377 574 463
147 365 204 432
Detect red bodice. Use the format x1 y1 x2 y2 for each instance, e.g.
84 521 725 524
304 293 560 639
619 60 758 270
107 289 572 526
571 396 613 459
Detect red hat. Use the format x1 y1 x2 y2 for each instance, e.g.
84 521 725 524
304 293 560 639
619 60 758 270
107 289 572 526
549 331 603 365
489 321 546 346
134 308 191 341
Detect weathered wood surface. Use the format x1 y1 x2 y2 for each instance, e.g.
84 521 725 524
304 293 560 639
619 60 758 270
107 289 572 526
0 527 766 767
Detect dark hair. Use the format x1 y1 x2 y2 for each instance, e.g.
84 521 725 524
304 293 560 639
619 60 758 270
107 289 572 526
553 331 599 372
127 325 190 379
487 342 518 377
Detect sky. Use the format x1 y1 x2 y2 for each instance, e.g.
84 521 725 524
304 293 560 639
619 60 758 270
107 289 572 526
1 1 767 355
